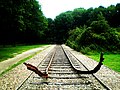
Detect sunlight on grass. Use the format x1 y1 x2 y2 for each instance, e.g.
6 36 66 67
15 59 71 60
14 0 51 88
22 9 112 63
0 44 48 62
88 53 120 72
0 45 49 76
0 54 33 77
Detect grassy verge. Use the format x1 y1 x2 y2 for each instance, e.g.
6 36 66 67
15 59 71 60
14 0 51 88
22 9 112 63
0 44 48 62
0 55 33 77
87 52 120 72
0 45 49 77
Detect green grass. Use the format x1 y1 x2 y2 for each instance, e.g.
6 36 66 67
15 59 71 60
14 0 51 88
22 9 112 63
87 52 120 72
0 44 48 62
0 45 49 77
0 53 35 77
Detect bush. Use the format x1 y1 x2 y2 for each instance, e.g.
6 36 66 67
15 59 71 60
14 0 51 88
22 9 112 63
66 13 120 53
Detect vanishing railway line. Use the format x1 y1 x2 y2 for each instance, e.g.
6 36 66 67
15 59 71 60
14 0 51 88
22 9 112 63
17 45 109 90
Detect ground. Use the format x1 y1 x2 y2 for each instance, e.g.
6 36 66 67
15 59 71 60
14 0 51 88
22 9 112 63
0 45 120 90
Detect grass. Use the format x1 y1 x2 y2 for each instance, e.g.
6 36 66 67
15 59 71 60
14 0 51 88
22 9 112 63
0 44 48 62
0 45 49 77
87 52 120 72
0 54 34 77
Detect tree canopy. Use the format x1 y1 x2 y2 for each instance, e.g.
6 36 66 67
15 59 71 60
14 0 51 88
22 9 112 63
0 0 47 45
0 1 120 52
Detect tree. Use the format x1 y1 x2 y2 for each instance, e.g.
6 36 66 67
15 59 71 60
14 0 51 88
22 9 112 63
21 0 48 43
45 18 55 43
115 3 120 27
72 8 87 27
0 0 48 45
87 6 106 25
90 12 110 34
54 11 74 43
66 26 86 50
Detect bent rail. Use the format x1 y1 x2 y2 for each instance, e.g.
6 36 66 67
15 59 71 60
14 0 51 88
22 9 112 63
23 63 48 78
62 45 104 74
77 52 104 74
23 48 56 79
24 46 104 78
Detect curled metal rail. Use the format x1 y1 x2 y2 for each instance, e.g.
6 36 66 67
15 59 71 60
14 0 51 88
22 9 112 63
61 46 104 74
17 45 110 90
16 46 56 90
61 45 110 90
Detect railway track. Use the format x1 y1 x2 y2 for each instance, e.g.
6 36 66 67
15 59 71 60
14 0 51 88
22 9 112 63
17 45 109 90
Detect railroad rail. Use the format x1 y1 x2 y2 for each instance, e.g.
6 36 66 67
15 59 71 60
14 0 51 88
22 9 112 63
17 45 110 90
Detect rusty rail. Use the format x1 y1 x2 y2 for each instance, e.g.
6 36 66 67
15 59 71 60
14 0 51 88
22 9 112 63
45 49 56 75
61 45 110 90
17 45 110 90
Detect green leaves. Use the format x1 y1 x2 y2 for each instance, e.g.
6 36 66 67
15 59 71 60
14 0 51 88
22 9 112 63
0 0 48 44
66 12 120 53
90 13 110 34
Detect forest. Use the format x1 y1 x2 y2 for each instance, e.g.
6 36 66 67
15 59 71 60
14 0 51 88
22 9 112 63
0 0 120 53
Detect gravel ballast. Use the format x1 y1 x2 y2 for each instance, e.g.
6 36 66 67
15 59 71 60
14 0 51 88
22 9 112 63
0 45 55 90
63 45 120 90
0 45 120 90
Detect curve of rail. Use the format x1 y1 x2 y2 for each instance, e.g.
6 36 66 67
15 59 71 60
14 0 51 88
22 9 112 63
17 45 109 90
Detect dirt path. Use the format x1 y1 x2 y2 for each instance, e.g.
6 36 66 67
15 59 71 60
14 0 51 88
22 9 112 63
0 45 50 74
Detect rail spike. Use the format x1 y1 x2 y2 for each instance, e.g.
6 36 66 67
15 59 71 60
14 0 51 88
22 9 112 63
77 52 104 74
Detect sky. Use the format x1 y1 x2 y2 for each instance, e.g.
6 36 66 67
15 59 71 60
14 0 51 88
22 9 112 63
37 0 120 19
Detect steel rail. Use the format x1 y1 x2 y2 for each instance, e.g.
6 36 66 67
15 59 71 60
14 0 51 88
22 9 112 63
45 49 56 75
17 45 110 90
61 45 110 90
16 46 56 90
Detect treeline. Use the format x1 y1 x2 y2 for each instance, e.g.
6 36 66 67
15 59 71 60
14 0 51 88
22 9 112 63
0 0 48 45
66 14 120 53
0 0 120 53
52 3 120 53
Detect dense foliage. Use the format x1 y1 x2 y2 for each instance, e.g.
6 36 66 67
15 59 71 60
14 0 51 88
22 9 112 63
0 0 120 53
66 13 120 53
53 4 120 53
0 0 48 45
